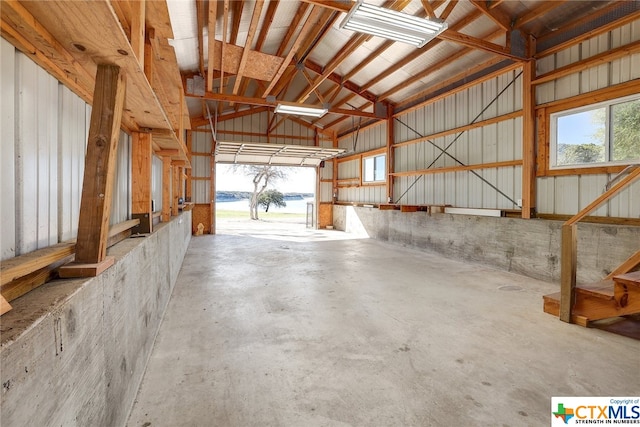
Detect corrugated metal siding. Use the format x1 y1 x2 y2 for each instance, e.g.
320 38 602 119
1 38 132 260
152 155 163 212
393 69 523 208
535 18 640 217
338 122 387 154
110 131 131 225
192 131 212 203
1 38 17 259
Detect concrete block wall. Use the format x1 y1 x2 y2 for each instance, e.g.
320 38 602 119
333 205 640 285
0 211 191 427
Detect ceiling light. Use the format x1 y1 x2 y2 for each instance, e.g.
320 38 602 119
340 0 448 48
274 103 328 118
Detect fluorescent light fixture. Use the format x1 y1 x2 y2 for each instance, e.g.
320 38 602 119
340 1 448 48
274 103 328 118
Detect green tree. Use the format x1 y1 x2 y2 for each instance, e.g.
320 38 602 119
258 190 286 213
233 165 287 220
611 99 640 161
557 143 604 165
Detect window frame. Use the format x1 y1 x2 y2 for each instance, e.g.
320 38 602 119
549 93 640 170
362 153 386 184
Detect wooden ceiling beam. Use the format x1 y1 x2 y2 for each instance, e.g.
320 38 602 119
514 1 567 29
186 91 377 118
276 2 309 57
469 0 512 31
206 0 217 91
353 9 481 95
261 6 323 97
378 28 504 102
421 0 436 18
303 60 378 104
438 30 526 61
231 0 264 96
191 106 270 128
195 0 205 77
298 0 352 13
219 0 229 94
229 0 244 45
439 0 458 21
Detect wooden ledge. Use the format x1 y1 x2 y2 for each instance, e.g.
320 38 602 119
59 257 115 279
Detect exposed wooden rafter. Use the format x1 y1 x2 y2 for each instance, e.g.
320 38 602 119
231 0 264 96
469 0 512 31
206 0 217 91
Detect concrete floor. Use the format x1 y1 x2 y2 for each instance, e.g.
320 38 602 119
127 222 640 427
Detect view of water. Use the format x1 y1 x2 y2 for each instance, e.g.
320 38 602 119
217 198 314 214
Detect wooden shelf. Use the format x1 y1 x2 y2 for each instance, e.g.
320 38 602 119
2 0 189 164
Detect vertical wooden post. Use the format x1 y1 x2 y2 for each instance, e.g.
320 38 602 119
131 0 146 68
210 132 216 234
131 131 153 233
332 130 338 203
185 130 193 202
560 224 577 322
386 103 395 204
162 156 171 222
521 39 537 219
172 163 180 216
60 64 125 277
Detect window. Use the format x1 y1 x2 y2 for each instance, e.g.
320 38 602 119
363 154 386 183
550 95 640 168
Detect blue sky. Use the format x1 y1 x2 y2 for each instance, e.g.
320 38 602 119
216 164 317 193
557 109 604 146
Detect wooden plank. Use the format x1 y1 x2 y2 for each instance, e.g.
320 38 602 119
231 0 264 95
538 78 640 113
210 40 284 83
132 132 153 233
438 30 526 61
469 0 511 31
2 255 73 303
130 0 146 67
559 224 577 323
606 250 640 280
172 165 180 216
59 257 115 278
613 271 640 289
75 64 125 264
533 39 640 86
262 6 323 97
521 59 535 219
0 295 11 316
393 111 523 149
536 214 640 227
1 242 76 286
566 168 640 226
162 157 171 221
391 160 523 178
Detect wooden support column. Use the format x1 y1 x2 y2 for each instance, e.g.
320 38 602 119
559 224 577 322
60 64 125 278
131 132 153 233
130 0 146 68
386 103 395 203
186 130 193 202
210 135 216 234
332 130 338 203
521 43 536 219
172 163 180 216
162 156 172 222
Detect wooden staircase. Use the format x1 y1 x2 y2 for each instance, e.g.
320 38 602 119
544 271 640 326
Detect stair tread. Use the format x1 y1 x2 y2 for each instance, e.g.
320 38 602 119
576 280 615 299
613 271 640 287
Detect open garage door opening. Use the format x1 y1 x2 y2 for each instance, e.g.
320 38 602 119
215 163 318 236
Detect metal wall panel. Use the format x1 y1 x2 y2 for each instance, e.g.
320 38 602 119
534 18 640 217
192 130 212 152
152 155 163 212
2 41 132 259
391 68 523 209
1 38 16 260
15 51 59 254
110 131 131 225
